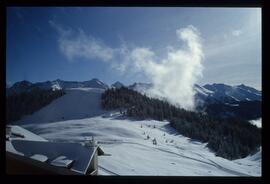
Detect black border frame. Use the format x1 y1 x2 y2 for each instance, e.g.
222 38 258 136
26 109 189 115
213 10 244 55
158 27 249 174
1 0 268 184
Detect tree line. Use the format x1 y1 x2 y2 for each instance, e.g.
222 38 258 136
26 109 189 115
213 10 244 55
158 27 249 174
101 87 261 160
6 87 65 124
204 100 261 120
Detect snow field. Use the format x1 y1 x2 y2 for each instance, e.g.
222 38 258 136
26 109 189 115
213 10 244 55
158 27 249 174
13 87 260 176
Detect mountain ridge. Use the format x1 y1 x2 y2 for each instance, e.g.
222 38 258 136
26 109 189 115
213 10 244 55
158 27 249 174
6 78 109 96
7 79 261 105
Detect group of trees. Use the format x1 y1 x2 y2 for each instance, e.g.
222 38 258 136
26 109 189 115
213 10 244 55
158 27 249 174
204 100 261 120
102 87 177 121
6 88 65 124
101 87 261 160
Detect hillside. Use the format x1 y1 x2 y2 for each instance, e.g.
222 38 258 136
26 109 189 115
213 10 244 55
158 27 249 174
14 88 106 124
22 114 261 176
7 85 261 176
6 88 65 124
101 87 261 160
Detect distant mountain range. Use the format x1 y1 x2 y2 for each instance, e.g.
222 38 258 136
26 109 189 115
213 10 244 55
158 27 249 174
7 79 261 104
126 82 261 120
193 83 261 120
6 79 261 120
6 79 109 96
194 83 261 105
125 82 261 104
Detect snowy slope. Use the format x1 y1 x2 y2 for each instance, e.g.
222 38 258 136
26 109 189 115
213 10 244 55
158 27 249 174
15 88 106 124
7 125 48 142
13 87 260 176
22 115 261 176
194 84 214 96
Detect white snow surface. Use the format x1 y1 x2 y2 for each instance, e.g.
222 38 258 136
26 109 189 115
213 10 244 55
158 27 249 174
194 85 214 96
51 83 62 91
6 125 47 156
22 115 261 176
30 154 49 162
15 88 106 124
7 125 47 142
50 156 74 168
14 88 260 176
249 118 262 128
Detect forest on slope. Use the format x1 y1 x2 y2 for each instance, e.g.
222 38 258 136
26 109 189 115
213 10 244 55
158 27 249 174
101 87 261 160
6 88 65 124
203 101 261 120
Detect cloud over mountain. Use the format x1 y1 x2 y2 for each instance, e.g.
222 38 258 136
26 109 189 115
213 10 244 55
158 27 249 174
50 22 204 110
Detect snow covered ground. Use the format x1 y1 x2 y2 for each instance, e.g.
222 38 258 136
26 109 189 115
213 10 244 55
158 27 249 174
249 118 262 128
12 88 261 176
15 88 106 124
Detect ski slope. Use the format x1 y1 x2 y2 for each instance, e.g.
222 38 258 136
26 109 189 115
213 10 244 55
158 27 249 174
14 88 260 176
15 88 106 124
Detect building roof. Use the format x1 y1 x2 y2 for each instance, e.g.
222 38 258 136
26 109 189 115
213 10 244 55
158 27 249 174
10 140 99 174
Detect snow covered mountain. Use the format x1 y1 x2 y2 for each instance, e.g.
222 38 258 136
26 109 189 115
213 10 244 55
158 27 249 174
193 83 261 120
7 79 260 104
12 87 260 176
35 78 109 90
193 84 261 120
6 80 34 95
6 78 109 95
7 79 261 120
111 81 125 89
199 83 261 104
123 82 261 120
126 82 261 105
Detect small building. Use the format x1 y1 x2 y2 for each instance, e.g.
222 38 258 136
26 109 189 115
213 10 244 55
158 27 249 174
6 126 104 175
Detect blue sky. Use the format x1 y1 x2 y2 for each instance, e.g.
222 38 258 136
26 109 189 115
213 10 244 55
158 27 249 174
6 7 261 89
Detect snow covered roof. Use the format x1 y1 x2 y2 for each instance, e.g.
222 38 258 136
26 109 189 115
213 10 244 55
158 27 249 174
6 125 104 175
9 140 100 174
6 125 48 142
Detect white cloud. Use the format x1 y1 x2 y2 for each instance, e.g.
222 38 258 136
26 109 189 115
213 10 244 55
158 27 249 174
232 29 242 36
50 22 204 110
59 30 114 61
128 25 204 110
49 21 114 62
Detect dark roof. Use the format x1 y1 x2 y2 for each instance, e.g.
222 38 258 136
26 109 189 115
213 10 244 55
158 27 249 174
11 140 100 174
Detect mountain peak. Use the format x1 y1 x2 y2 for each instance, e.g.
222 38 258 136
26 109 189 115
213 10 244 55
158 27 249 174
13 80 33 87
111 81 125 89
7 78 109 96
198 83 261 104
